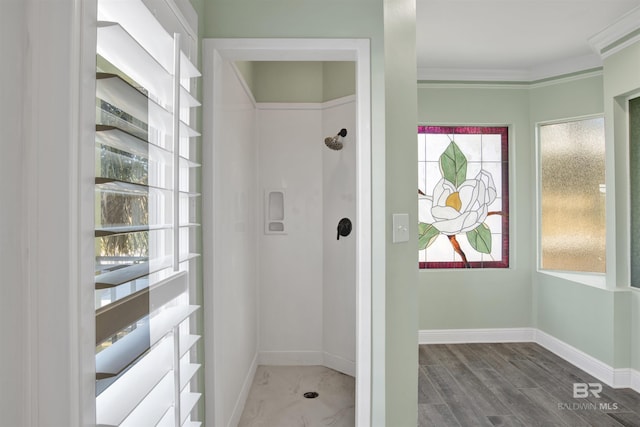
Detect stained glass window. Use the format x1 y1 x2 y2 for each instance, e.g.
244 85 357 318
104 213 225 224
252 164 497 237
418 126 509 269
539 117 605 273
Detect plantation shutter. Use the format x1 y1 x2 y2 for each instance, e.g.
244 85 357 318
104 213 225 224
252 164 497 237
94 0 202 425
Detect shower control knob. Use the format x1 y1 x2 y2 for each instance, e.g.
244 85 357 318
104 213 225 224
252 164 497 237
337 218 352 240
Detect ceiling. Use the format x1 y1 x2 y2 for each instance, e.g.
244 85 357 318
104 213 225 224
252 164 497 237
416 0 640 81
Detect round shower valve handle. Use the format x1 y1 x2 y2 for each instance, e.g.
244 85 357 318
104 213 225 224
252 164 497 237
337 218 352 240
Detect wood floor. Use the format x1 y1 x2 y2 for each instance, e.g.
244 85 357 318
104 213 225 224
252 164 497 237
418 343 640 427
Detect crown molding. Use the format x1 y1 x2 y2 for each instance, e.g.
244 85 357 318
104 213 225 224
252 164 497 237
417 53 602 84
417 81 527 90
527 54 602 82
528 69 603 89
588 5 640 58
417 67 530 82
418 69 603 90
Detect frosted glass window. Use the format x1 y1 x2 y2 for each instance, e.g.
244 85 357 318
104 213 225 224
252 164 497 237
418 126 509 269
539 117 605 273
629 98 640 287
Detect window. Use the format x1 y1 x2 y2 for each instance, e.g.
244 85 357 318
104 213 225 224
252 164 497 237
94 0 202 425
418 126 509 269
538 117 605 274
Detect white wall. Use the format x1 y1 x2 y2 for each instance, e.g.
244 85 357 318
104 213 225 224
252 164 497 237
0 0 96 425
257 106 325 362
322 98 357 374
205 60 358 425
0 1 27 425
208 61 259 426
255 98 357 373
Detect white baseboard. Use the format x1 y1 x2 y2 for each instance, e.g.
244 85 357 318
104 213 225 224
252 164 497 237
258 350 324 366
632 369 640 392
228 352 258 427
256 350 356 378
323 352 356 377
533 329 617 387
419 327 535 344
419 328 640 394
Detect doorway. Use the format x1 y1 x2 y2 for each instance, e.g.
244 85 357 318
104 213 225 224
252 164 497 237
202 39 372 426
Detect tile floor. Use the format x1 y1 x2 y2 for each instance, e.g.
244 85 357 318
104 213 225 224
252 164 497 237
238 365 355 427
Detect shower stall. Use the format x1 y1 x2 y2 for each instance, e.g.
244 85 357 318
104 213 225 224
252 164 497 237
203 52 362 426
258 96 356 374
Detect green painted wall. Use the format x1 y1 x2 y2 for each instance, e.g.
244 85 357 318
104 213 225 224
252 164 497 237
201 0 418 424
614 291 632 368
383 0 419 425
254 61 324 102
633 292 640 371
417 85 533 329
528 73 625 367
630 97 640 285
536 275 615 364
234 61 255 95
529 74 604 122
415 74 640 371
194 0 640 416
236 61 356 103
323 61 356 101
603 40 640 371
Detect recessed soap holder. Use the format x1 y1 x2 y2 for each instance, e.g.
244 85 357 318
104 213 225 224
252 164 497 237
265 189 286 234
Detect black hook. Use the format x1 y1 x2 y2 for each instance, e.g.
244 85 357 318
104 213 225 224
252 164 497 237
337 218 352 240
338 128 348 138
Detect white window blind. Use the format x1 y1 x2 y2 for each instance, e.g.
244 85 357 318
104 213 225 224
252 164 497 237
94 0 202 425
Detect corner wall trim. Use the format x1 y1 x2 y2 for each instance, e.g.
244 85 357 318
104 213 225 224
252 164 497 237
419 328 640 394
323 352 356 377
256 351 356 377
257 351 324 366
227 353 258 427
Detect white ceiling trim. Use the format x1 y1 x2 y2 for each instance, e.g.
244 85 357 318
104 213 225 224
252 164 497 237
417 67 530 82
589 5 640 57
417 53 602 83
529 69 604 89
417 69 603 91
594 32 640 60
417 81 527 90
527 54 602 82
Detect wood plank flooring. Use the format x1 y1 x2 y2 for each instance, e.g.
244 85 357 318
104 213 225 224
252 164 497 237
418 343 640 427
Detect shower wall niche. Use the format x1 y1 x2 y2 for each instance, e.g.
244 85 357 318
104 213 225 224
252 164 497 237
210 59 356 426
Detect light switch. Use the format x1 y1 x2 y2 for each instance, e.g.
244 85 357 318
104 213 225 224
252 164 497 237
392 213 410 243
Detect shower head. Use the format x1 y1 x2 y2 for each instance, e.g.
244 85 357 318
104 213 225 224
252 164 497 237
324 128 348 151
324 136 343 150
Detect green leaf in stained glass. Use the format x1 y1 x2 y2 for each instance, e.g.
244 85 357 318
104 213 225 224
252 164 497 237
439 141 467 187
466 223 492 254
419 222 440 250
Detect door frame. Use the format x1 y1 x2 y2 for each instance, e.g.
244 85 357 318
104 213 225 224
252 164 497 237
202 38 372 426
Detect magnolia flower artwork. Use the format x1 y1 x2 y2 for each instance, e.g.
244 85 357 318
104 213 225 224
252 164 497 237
418 126 509 268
